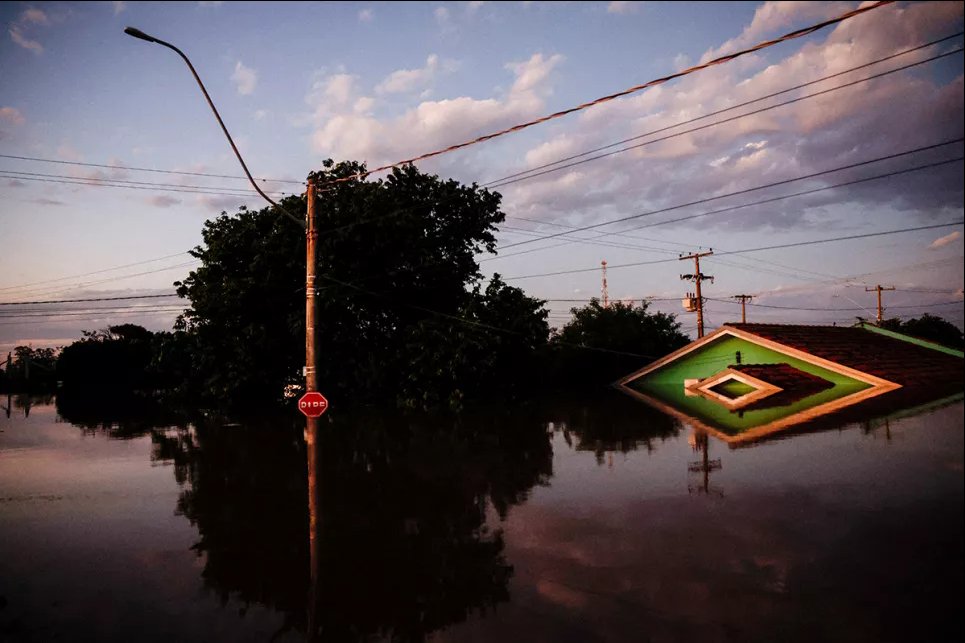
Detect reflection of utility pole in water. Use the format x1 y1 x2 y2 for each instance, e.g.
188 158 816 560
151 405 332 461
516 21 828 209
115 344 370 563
863 418 893 442
688 430 723 496
306 415 321 641
1 392 10 420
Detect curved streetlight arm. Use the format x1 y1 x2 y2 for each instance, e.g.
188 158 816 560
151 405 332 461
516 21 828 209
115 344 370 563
124 27 305 228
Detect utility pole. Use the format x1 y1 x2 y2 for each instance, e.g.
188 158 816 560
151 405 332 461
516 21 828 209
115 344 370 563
304 177 321 640
124 29 327 638
733 294 753 323
305 177 318 394
680 250 714 338
865 284 894 324
601 260 609 308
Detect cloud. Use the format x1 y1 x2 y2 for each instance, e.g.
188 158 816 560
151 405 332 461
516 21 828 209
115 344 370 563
147 195 181 208
435 6 452 31
358 8 373 22
699 1 852 64
8 7 51 54
253 109 268 121
232 61 257 95
607 1 642 15
0 107 25 125
196 194 252 212
498 1 964 231
112 1 127 14
307 51 564 170
20 8 50 25
33 197 67 206
56 144 83 162
929 231 961 250
198 1 224 6
5 179 27 188
506 53 564 96
9 25 43 54
376 54 441 95
467 1 486 14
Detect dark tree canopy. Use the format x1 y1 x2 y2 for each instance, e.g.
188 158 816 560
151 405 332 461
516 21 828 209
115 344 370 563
0 346 57 392
549 299 690 386
57 324 156 391
175 161 548 409
879 313 964 349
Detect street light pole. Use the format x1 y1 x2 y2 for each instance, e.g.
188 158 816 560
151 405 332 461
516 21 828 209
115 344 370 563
124 27 324 636
123 26 320 396
123 28 303 228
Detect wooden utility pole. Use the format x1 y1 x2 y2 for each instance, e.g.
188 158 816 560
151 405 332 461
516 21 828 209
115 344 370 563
733 294 753 323
601 260 609 308
680 250 714 338
304 177 321 640
865 284 895 324
305 177 319 394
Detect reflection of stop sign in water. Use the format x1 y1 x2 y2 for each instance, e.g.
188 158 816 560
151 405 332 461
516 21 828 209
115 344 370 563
298 392 329 417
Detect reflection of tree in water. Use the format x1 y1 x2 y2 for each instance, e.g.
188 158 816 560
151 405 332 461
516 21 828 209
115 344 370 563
3 393 55 418
55 390 189 439
151 408 554 642
155 419 309 633
544 391 682 464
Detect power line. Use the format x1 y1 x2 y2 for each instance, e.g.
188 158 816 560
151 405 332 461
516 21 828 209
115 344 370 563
704 296 963 312
497 139 964 250
504 221 964 280
0 172 284 198
495 214 851 285
0 153 303 185
895 287 963 294
312 38 958 241
483 32 964 188
0 261 200 302
486 46 963 191
0 293 179 306
314 1 894 188
0 308 186 326
0 253 192 294
0 169 287 196
318 273 663 359
0 306 185 320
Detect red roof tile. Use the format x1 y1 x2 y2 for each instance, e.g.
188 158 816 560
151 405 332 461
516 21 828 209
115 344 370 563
725 323 964 391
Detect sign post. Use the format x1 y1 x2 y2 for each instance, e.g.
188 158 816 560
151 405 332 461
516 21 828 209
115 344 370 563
299 391 329 418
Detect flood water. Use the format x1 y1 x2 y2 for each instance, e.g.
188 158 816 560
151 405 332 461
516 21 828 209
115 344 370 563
1 392 962 642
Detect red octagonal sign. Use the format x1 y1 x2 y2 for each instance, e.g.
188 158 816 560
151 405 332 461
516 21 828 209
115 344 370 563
298 391 329 417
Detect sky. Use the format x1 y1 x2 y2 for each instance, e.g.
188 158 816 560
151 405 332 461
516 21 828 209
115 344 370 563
1 0 963 355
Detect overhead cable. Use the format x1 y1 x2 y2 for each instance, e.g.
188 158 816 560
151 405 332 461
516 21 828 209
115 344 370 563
314 1 895 188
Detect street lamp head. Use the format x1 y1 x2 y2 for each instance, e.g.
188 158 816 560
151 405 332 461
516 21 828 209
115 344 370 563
124 27 159 43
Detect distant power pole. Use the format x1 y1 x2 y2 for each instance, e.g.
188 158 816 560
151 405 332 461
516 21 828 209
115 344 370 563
865 284 895 324
733 294 754 323
680 250 714 338
601 260 609 308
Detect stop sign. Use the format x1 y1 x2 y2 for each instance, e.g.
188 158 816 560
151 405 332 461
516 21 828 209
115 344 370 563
298 391 329 417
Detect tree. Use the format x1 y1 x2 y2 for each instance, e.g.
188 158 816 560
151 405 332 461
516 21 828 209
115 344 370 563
57 324 156 391
175 160 549 409
879 313 964 349
0 346 58 391
549 299 690 386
